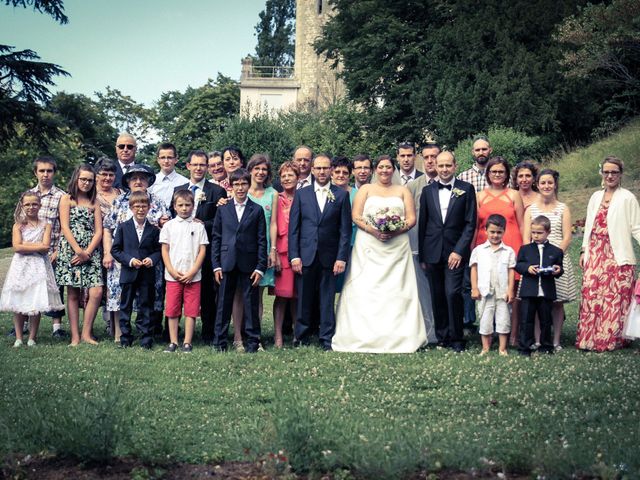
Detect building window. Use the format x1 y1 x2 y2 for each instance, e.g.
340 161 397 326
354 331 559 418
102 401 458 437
317 0 323 15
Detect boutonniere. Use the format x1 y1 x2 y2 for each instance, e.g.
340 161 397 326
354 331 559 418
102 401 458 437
196 190 207 202
451 187 465 198
326 190 336 203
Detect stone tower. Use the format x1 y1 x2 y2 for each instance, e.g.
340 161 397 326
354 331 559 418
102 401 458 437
239 0 344 116
294 0 345 108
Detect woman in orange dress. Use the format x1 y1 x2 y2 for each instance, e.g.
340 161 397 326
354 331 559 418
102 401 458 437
475 156 524 345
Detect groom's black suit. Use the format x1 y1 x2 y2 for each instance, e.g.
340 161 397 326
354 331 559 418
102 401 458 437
418 179 476 350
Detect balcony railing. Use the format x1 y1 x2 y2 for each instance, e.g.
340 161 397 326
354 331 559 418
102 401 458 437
245 65 295 79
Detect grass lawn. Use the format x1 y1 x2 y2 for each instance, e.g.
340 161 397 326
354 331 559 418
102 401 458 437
1 241 639 479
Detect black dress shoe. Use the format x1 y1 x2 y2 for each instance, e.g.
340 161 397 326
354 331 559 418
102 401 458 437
450 343 465 353
321 345 333 352
518 350 531 357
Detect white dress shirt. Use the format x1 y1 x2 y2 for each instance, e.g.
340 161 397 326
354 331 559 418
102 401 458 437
187 179 207 216
149 170 189 209
235 200 247 222
297 175 312 190
159 216 209 282
314 182 329 212
438 180 454 221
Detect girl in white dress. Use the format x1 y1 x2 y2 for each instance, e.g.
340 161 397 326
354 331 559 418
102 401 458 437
0 191 63 347
333 155 426 353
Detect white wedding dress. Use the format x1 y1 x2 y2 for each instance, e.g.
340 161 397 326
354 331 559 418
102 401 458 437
332 196 427 353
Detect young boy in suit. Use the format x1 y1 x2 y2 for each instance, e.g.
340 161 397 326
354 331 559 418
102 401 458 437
211 168 267 353
111 191 161 349
515 215 564 356
160 190 209 353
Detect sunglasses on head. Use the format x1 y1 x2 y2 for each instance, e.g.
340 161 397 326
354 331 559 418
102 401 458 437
117 144 136 151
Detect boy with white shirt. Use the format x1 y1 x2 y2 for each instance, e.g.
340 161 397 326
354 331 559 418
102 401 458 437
470 214 516 355
160 190 209 353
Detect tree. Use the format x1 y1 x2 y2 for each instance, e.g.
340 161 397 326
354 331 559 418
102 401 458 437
3 0 67 23
316 0 611 147
1 0 70 147
254 0 295 67
153 74 240 155
555 0 640 129
95 86 155 145
46 92 118 160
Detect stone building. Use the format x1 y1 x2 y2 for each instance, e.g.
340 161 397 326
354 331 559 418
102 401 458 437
239 0 345 117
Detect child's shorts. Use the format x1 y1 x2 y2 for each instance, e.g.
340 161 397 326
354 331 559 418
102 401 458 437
165 281 201 318
478 294 511 335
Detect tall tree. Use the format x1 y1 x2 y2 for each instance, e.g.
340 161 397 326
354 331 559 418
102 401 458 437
95 86 155 145
556 0 640 123
316 0 611 146
254 0 295 67
154 74 240 154
1 0 69 147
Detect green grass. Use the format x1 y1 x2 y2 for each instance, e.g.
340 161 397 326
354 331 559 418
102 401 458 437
2 122 640 477
1 241 639 478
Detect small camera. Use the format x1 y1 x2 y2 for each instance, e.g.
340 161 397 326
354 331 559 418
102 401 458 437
538 266 555 275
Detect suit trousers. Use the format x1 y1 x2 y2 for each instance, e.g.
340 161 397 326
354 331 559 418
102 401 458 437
426 262 465 346
119 278 154 348
200 257 217 343
518 296 553 353
295 256 336 348
213 268 260 352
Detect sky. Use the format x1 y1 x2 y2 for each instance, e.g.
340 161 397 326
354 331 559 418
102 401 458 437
1 0 267 106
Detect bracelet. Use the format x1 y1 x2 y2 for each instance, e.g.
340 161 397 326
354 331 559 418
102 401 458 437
271 247 277 251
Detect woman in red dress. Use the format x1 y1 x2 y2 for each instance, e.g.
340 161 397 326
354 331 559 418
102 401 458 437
271 161 299 348
475 156 525 345
576 156 640 352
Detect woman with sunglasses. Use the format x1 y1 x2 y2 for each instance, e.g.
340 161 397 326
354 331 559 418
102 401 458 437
576 156 640 351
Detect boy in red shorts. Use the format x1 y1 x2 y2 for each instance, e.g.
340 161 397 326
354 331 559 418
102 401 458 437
160 190 209 352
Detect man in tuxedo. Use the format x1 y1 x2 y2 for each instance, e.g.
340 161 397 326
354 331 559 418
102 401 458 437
408 143 441 343
173 150 227 343
419 151 477 352
289 154 352 350
113 133 138 189
211 169 267 353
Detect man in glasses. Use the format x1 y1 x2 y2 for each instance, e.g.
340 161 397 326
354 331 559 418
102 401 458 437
113 133 138 189
396 141 424 185
352 154 372 188
148 142 188 209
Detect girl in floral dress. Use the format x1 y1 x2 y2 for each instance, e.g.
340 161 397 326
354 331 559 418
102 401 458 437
56 165 103 346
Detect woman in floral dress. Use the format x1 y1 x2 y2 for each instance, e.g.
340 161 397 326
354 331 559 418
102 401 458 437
576 156 640 351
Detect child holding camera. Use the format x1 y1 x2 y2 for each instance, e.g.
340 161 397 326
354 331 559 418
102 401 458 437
515 215 563 356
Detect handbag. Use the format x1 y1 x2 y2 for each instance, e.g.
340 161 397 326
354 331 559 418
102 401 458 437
622 278 640 339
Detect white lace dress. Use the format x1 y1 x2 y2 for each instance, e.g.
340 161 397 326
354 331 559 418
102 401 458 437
0 222 63 315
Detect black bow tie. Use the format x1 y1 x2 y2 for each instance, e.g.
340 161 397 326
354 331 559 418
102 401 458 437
438 183 452 190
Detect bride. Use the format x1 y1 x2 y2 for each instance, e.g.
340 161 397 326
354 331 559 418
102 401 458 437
332 155 427 353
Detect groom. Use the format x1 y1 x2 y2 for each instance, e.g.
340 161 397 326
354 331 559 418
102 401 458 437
418 151 476 352
289 154 352 350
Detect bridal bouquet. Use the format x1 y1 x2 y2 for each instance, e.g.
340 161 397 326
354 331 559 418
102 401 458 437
365 206 406 232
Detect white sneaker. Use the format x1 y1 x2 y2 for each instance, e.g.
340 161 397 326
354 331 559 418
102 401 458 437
13 339 23 348
27 339 36 347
